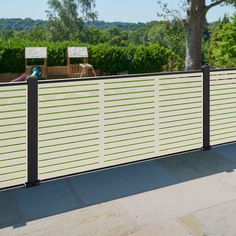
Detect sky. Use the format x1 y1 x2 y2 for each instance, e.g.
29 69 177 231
0 0 235 23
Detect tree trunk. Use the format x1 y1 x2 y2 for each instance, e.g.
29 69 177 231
185 0 207 70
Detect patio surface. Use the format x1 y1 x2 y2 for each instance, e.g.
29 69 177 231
1 143 236 236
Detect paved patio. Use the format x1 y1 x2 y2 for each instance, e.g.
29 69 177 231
1 143 236 236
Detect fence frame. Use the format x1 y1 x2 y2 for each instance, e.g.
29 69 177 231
1 67 236 190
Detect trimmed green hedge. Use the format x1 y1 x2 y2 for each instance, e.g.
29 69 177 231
0 40 183 74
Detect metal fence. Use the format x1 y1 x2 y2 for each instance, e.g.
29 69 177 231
1 67 236 190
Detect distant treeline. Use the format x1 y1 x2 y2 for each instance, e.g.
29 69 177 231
0 18 147 32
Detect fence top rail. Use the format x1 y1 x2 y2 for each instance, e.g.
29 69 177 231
0 81 27 87
1 67 236 87
38 69 202 85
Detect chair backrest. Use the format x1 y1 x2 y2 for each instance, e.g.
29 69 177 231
67 47 88 64
25 47 47 59
25 47 47 77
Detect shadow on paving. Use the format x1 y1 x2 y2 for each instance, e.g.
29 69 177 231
0 143 236 229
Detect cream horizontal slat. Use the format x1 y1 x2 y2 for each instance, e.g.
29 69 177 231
0 142 25 153
211 133 236 144
105 144 155 161
0 90 26 99
104 135 155 150
104 141 155 157
210 72 236 78
160 132 201 146
0 164 26 175
102 151 155 167
104 77 155 85
159 122 201 134
39 103 99 115
39 161 100 180
159 97 201 107
104 111 155 124
158 72 202 79
160 117 201 129
104 124 155 139
159 86 201 96
39 131 99 147
104 107 155 120
0 110 26 119
0 98 26 105
39 141 99 160
159 77 201 85
0 171 26 183
39 81 99 89
0 131 26 141
0 177 25 189
39 86 99 95
211 106 236 117
0 116 26 125
160 103 201 112
211 116 236 126
104 102 155 114
0 157 25 167
159 143 201 156
210 83 236 91
211 102 236 111
211 122 236 132
160 112 201 124
160 126 202 140
39 149 99 165
211 137 235 146
39 109 99 122
160 138 201 151
104 119 154 132
211 112 236 122
0 86 26 92
105 83 155 92
104 86 155 96
39 116 99 129
39 123 99 136
159 82 201 90
104 97 155 108
211 89 236 98
211 97 236 106
160 106 202 117
211 93 236 102
104 130 155 145
39 92 99 102
160 92 202 101
39 122 99 135
39 98 99 108
104 91 155 99
0 149 26 160
210 79 236 85
211 126 236 137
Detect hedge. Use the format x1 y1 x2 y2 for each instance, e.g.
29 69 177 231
0 40 183 74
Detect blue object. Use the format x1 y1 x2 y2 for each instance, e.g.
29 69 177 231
31 67 41 78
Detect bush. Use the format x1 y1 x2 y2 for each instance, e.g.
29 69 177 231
0 40 183 74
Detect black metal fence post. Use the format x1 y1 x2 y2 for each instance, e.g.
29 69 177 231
25 76 40 187
202 65 211 150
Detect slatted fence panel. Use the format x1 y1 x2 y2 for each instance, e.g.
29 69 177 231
38 81 101 180
0 85 27 188
158 73 203 155
210 70 236 145
38 73 203 179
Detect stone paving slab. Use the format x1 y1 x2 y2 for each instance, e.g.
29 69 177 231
0 144 236 236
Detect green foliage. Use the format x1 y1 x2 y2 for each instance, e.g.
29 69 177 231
0 40 183 74
205 14 236 67
46 0 97 41
0 18 46 32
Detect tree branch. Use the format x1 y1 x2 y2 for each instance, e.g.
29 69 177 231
206 0 225 12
